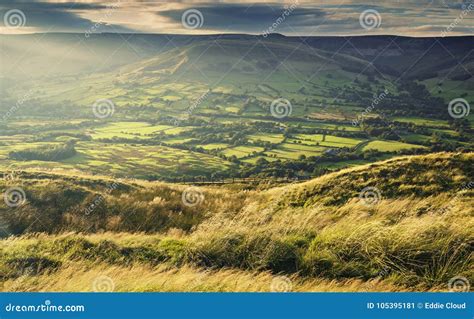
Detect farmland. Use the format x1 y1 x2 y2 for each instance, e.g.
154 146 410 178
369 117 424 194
0 110 465 180
1 35 472 180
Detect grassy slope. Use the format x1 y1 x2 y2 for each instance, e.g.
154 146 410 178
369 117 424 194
1 152 473 292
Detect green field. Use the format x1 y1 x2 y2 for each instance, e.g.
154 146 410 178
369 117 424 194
290 134 365 148
91 122 175 139
248 133 285 144
222 145 264 159
1 141 230 179
392 117 449 128
265 142 326 160
362 140 426 152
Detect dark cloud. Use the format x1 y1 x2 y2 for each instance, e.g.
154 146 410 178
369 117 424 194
0 0 132 32
0 1 106 11
159 4 326 33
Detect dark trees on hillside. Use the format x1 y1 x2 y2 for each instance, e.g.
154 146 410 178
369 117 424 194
9 141 77 161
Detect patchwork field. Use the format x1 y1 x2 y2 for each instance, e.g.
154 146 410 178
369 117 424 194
0 108 468 180
1 35 472 181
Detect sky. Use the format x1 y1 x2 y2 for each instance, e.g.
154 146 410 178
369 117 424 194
0 0 473 36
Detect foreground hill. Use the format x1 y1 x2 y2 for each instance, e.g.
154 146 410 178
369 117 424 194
1 152 473 291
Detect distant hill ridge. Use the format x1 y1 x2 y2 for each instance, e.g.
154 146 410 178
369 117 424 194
1 33 472 80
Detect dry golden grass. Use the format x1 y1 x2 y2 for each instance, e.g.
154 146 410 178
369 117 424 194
1 152 472 292
2 261 419 292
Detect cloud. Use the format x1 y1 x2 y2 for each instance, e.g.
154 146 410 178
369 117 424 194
0 0 133 33
0 1 107 11
0 0 472 36
158 4 326 33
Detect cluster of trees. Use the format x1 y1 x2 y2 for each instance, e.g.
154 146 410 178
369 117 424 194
384 81 445 117
333 79 448 119
9 141 77 161
449 118 472 139
235 149 383 179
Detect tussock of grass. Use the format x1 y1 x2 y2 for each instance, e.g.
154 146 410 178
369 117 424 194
1 261 412 292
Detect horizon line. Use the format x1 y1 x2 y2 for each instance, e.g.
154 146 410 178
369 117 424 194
1 31 473 38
